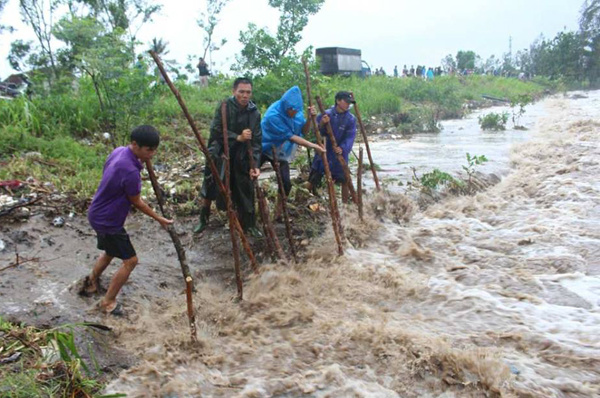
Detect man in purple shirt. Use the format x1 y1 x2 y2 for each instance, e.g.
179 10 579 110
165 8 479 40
82 125 172 315
308 91 357 203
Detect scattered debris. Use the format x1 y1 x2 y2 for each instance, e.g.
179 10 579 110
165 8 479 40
52 216 65 227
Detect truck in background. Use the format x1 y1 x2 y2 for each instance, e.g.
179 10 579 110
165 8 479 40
316 47 370 77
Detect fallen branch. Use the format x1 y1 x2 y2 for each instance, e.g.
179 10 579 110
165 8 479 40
0 196 43 218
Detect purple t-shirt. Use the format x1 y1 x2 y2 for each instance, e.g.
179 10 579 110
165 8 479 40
88 146 142 233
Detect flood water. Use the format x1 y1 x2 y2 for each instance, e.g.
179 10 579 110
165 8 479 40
367 98 546 188
104 92 600 397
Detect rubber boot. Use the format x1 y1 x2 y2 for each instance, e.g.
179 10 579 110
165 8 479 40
193 206 210 233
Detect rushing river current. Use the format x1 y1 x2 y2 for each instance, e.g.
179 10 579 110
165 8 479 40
104 92 600 397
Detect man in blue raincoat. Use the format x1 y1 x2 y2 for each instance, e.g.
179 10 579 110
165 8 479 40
261 86 324 216
308 91 357 203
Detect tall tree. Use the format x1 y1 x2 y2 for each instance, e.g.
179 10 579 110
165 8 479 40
580 0 600 82
65 0 161 60
236 0 325 74
197 0 229 61
18 0 60 80
0 0 14 33
441 54 456 73
149 37 168 55
455 50 477 71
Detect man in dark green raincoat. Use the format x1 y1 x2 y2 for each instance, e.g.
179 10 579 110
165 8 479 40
194 77 262 237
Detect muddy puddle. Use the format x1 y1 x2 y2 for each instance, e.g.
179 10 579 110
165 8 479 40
1 92 599 397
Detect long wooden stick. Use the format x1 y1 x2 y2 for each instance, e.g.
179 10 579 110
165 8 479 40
357 147 364 221
148 51 257 271
247 142 286 262
144 159 197 343
315 95 358 204
351 92 380 191
221 102 244 299
302 58 344 255
271 146 298 263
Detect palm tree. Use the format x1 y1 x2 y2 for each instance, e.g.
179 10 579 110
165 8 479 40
149 38 169 56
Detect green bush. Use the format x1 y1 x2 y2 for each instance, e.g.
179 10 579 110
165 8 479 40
478 112 509 130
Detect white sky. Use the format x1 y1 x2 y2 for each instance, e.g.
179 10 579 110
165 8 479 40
0 0 582 79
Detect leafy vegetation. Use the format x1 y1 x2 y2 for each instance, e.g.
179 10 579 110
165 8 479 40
462 153 488 193
410 153 489 200
478 112 509 131
0 317 122 398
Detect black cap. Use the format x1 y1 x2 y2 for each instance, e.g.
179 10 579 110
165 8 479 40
335 91 355 103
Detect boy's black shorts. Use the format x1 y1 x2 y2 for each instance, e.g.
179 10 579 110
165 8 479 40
96 228 136 260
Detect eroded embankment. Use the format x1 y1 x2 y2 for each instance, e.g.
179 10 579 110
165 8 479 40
102 95 600 397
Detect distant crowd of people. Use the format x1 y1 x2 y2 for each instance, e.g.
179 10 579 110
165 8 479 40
372 64 530 81
373 65 442 80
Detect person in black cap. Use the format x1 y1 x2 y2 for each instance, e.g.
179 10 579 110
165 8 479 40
307 91 357 203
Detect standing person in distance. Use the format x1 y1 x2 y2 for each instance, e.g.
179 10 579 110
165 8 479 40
197 57 210 87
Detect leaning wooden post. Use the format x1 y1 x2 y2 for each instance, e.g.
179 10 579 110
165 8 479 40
357 147 364 222
272 146 298 263
144 159 197 343
315 95 358 204
351 92 381 191
220 103 244 299
302 58 344 255
247 141 286 262
148 51 258 272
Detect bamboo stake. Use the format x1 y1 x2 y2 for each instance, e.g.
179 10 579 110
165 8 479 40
148 51 258 272
221 103 244 299
247 142 286 262
144 159 197 343
357 147 364 222
302 58 344 255
315 95 358 204
351 92 381 191
271 146 298 263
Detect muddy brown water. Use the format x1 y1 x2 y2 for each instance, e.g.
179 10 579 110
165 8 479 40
1 92 599 397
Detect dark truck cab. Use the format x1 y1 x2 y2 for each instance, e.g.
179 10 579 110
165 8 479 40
316 47 370 77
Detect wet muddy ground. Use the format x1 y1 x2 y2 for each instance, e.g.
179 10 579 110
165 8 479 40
2 92 600 397
0 204 322 380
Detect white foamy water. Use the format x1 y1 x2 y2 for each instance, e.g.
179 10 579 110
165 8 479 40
105 92 600 397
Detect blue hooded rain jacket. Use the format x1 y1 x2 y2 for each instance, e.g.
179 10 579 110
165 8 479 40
261 86 306 162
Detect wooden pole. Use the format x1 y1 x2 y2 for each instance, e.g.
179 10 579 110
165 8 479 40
357 147 364 222
247 141 286 262
271 146 298 263
351 92 381 191
144 159 197 343
302 58 344 255
315 95 358 204
221 103 244 300
148 51 258 272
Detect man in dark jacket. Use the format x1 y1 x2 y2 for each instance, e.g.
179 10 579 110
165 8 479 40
194 77 262 237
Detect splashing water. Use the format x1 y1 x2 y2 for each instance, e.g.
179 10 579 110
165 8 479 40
104 92 600 397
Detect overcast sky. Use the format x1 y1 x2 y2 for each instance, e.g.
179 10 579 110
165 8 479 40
0 0 582 78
